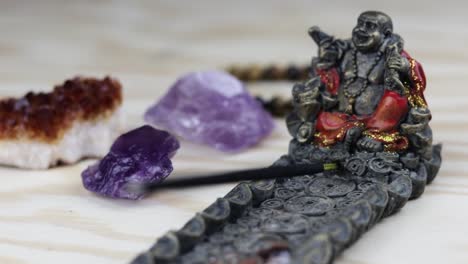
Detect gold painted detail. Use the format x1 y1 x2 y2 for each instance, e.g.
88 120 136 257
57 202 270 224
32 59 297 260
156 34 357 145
406 59 427 108
314 122 364 147
363 130 409 152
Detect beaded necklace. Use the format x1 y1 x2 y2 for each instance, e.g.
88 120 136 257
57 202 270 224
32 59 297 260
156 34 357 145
342 48 383 114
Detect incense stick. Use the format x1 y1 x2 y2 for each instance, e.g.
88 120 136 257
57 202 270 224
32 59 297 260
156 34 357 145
125 162 337 197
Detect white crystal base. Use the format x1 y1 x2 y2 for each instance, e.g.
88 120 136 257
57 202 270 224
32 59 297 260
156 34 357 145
0 107 124 169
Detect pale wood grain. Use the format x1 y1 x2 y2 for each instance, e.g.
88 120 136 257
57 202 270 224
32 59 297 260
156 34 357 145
0 1 467 263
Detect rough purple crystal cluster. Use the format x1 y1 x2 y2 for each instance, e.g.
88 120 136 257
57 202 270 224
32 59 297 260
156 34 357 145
144 71 275 152
81 125 179 199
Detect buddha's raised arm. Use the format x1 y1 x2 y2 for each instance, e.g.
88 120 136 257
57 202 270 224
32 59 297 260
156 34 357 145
308 26 351 70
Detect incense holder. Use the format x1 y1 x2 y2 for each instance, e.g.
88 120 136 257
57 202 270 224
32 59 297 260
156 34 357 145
132 11 442 263
82 125 179 200
144 70 274 152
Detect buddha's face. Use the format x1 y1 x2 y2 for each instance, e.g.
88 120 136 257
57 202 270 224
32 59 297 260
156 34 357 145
352 13 386 52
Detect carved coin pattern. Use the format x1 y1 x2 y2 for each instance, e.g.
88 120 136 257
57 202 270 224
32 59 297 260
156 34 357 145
357 181 376 191
209 232 231 244
224 223 249 235
248 207 278 219
368 157 392 174
260 198 284 210
261 213 310 234
296 175 316 185
308 216 333 232
274 187 297 200
134 156 431 264
344 157 367 176
319 217 354 251
237 216 261 229
284 195 335 216
282 179 305 191
307 177 356 197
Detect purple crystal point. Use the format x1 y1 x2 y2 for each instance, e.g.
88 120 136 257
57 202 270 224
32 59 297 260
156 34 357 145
144 71 274 152
81 125 179 199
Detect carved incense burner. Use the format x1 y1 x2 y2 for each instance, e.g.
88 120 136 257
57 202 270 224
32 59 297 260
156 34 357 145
132 11 442 264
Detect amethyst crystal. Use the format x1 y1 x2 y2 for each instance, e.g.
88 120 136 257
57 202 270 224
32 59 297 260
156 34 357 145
144 71 274 152
81 125 179 199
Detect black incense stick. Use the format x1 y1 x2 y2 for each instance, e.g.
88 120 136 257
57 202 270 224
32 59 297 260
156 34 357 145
126 162 337 196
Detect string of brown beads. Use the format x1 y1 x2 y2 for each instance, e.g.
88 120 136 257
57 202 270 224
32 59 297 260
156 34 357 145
226 64 310 82
255 96 293 117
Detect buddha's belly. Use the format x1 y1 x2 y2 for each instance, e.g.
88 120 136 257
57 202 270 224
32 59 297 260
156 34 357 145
339 80 384 116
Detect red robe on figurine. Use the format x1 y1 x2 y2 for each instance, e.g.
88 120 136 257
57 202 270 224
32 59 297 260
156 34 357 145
314 51 427 152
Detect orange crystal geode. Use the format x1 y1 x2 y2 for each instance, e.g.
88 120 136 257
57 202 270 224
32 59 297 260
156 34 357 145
0 76 122 142
0 76 124 169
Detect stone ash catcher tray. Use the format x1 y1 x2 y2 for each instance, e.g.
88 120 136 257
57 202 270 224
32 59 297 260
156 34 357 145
131 11 442 264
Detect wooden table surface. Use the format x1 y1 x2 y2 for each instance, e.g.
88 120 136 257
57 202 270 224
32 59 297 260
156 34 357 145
1 1 467 263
